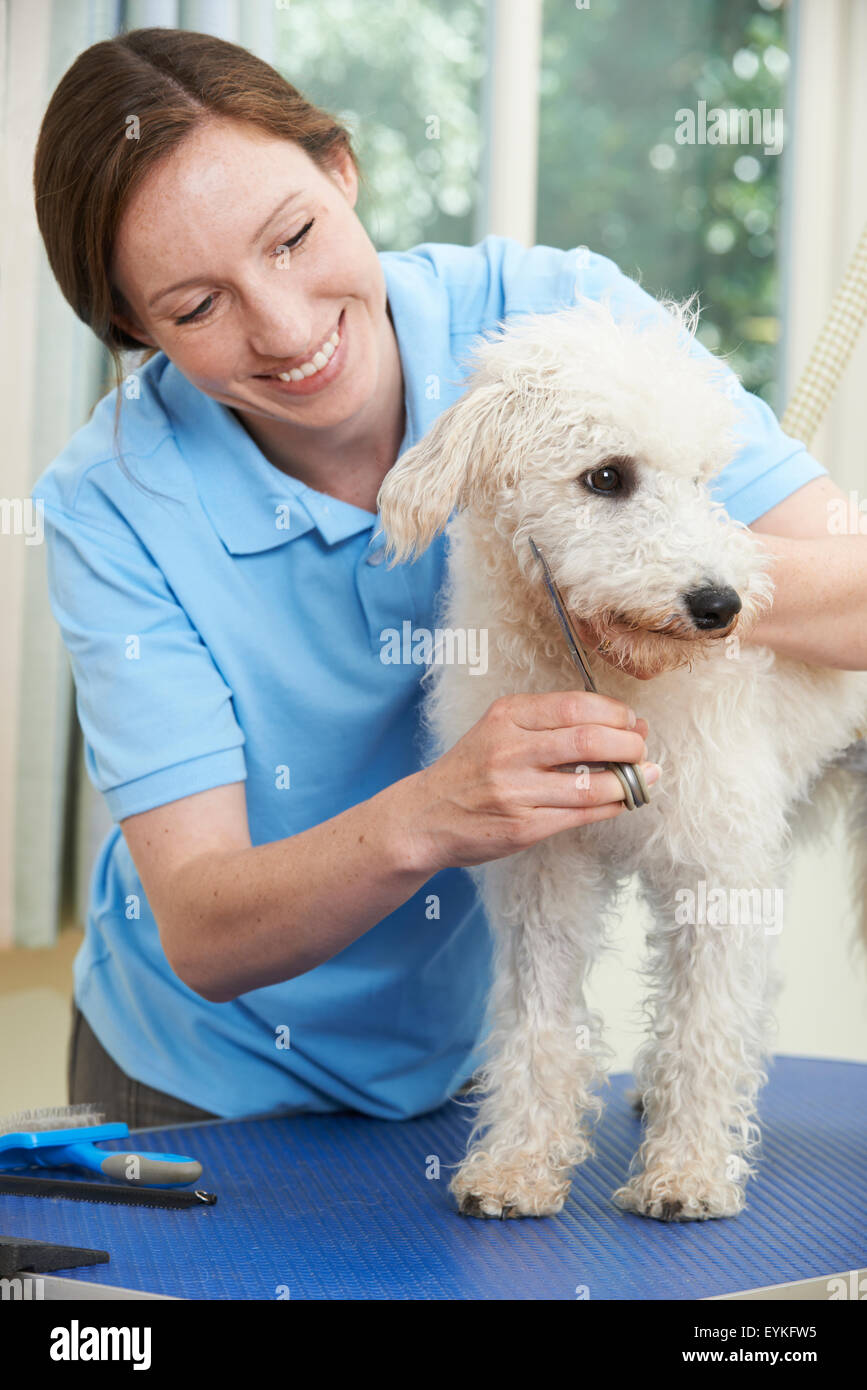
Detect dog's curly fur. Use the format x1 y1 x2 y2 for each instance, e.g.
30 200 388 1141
377 295 867 1222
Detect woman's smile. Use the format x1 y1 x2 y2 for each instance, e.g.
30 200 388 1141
252 307 347 396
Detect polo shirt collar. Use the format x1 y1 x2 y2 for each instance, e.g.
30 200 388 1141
156 250 455 557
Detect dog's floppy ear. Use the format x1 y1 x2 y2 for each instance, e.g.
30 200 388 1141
377 379 514 565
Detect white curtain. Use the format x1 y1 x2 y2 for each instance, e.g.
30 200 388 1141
4 0 116 949
4 0 277 947
781 0 867 486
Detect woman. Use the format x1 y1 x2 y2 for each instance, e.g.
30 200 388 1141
31 28 855 1128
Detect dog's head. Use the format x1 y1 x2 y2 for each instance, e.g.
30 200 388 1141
377 295 775 679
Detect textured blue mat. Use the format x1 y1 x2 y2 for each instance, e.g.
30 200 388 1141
1 1056 864 1300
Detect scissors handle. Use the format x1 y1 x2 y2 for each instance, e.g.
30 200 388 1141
528 536 651 810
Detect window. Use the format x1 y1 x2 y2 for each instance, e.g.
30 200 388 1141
274 0 486 249
537 0 790 406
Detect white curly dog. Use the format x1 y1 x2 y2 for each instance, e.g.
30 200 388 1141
377 294 867 1222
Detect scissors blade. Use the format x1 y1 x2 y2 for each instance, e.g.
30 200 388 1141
528 536 598 693
528 536 650 811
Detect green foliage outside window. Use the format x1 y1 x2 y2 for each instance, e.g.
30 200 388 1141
538 0 789 405
275 0 789 406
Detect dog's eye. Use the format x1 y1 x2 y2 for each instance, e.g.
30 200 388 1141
584 465 622 494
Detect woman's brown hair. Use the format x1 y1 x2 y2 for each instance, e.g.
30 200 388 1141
33 26 364 484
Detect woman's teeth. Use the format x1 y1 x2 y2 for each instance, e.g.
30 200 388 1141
275 325 341 381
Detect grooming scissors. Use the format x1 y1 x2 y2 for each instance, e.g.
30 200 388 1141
528 537 651 811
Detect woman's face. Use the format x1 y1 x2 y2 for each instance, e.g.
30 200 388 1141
110 118 388 434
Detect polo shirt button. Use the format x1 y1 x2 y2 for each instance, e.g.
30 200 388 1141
366 545 385 566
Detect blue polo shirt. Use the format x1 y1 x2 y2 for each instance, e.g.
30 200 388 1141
31 235 827 1120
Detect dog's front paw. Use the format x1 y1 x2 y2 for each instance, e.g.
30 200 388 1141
612 1169 746 1222
450 1151 571 1219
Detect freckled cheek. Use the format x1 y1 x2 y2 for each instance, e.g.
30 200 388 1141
171 334 246 389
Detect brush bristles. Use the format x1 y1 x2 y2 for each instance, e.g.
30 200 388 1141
0 1102 106 1136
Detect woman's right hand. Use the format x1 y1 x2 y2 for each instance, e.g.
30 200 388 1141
403 691 657 872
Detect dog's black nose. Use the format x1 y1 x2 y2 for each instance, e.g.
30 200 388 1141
684 586 742 630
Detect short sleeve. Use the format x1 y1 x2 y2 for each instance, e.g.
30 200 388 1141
568 247 830 526
36 498 247 821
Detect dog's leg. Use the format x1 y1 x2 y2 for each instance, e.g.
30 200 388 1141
613 863 782 1222
450 850 614 1219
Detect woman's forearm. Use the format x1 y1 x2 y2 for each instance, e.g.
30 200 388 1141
166 773 436 1002
743 533 867 669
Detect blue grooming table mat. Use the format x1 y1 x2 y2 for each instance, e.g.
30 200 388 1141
2 1056 864 1300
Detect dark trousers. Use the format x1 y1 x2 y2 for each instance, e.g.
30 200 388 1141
67 1002 219 1129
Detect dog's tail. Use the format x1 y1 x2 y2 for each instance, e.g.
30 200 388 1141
803 735 867 955
850 738 867 954
827 735 867 955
